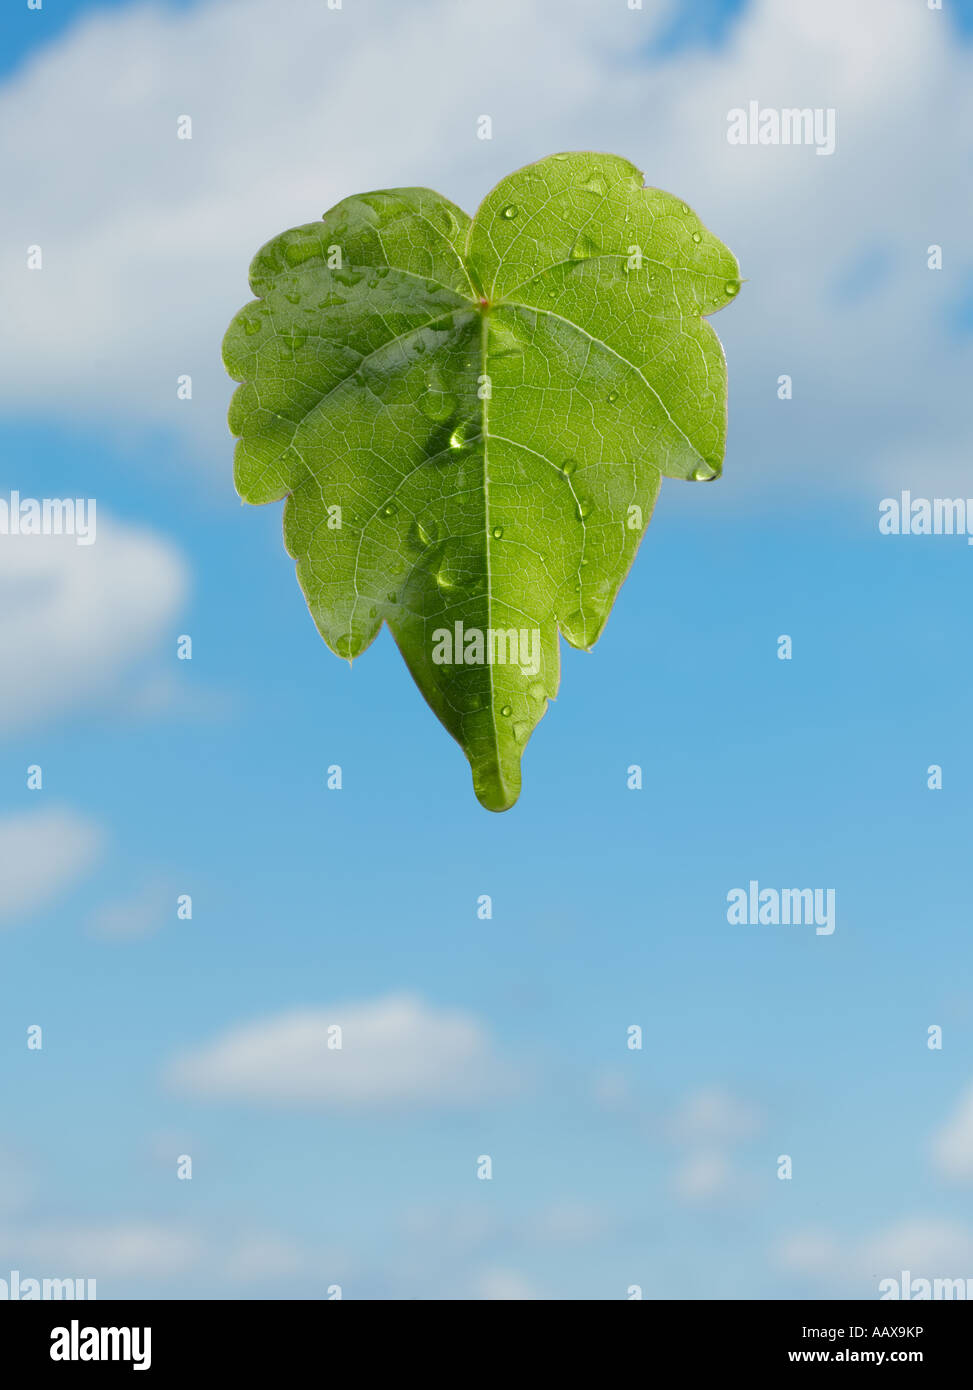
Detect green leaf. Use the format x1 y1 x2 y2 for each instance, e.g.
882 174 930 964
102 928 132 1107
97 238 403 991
223 152 740 811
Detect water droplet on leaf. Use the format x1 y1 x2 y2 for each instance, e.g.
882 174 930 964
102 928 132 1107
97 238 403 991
501 204 518 219
420 390 457 422
449 421 478 450
564 609 586 639
409 518 437 550
569 233 599 261
489 320 523 359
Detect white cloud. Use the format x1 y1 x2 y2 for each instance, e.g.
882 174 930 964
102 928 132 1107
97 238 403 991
666 1085 762 1145
15 1222 202 1279
87 877 172 940
398 1197 612 1256
863 1218 973 1275
165 993 510 1108
0 1145 35 1218
931 1082 973 1182
223 1234 306 1284
0 1187 318 1290
527 1201 610 1245
671 1151 735 1204
778 1229 843 1278
120 668 236 723
779 1217 973 1294
664 1086 762 1204
399 1202 494 1251
592 1070 633 1111
0 808 104 924
0 518 187 731
475 1268 540 1301
2 0 969 498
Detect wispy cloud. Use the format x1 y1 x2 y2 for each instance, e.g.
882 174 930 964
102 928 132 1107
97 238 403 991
931 1080 973 1183
0 518 187 731
0 808 104 924
165 993 515 1108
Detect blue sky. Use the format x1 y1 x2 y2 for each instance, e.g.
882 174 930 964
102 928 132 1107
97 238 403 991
1 0 972 1299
